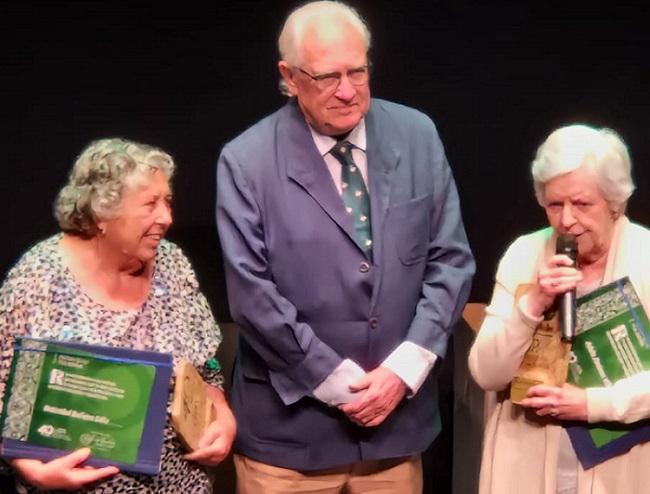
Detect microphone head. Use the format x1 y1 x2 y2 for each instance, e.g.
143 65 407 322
556 233 578 260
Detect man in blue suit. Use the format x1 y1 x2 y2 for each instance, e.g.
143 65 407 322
216 1 475 492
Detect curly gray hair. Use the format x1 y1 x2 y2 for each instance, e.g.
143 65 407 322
54 138 175 237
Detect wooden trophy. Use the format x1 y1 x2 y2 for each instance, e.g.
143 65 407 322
171 360 216 451
510 284 572 404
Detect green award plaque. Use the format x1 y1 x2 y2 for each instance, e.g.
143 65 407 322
2 338 156 465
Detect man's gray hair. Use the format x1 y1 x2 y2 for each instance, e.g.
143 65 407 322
532 124 635 214
278 1 371 96
54 137 175 237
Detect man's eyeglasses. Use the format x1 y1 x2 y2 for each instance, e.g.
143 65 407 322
297 65 370 92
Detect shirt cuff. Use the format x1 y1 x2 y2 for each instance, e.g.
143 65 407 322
382 342 437 396
586 386 616 423
312 359 366 406
516 294 544 329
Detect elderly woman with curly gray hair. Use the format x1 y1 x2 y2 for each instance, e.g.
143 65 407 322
469 124 650 494
0 138 236 493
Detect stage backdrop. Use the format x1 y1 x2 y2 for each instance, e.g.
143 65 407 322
1 2 649 492
3 1 649 316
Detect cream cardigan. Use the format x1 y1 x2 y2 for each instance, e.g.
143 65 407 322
469 217 650 494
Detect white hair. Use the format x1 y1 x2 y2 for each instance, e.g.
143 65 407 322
531 124 634 214
54 137 175 237
278 1 371 96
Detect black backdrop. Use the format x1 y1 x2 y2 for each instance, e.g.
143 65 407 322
2 1 650 315
1 1 649 492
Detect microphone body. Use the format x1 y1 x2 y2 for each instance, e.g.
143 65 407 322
556 234 578 342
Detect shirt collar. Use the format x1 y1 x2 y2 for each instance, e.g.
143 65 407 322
308 118 367 157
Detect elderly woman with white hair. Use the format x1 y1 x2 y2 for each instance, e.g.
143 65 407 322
0 138 236 493
469 124 650 494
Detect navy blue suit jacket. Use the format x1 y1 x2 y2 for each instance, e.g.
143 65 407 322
216 98 475 470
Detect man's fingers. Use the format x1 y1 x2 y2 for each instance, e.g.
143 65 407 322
364 414 389 427
343 395 394 423
340 399 373 418
341 369 405 427
347 408 374 423
348 374 371 392
340 392 374 414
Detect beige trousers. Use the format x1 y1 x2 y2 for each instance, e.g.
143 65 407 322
234 453 423 494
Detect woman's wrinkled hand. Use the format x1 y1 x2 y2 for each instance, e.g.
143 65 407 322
183 386 236 466
519 383 588 421
527 254 582 318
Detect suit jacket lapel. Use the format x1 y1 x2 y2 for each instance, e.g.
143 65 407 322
282 102 359 247
365 103 398 265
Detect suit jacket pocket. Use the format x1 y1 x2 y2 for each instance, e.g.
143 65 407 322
388 193 432 265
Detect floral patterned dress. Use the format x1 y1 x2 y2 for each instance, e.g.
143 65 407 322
0 235 223 493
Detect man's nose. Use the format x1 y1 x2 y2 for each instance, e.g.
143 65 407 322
334 74 356 101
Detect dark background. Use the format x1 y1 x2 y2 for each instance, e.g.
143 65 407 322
1 1 649 492
3 0 650 313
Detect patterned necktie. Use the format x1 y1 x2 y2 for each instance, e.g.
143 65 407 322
330 141 372 259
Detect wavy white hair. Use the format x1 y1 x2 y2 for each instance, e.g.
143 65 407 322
277 1 371 96
532 124 634 214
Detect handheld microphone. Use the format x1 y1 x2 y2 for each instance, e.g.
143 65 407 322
556 233 578 342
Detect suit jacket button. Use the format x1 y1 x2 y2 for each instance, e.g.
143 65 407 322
359 262 370 273
369 317 379 329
